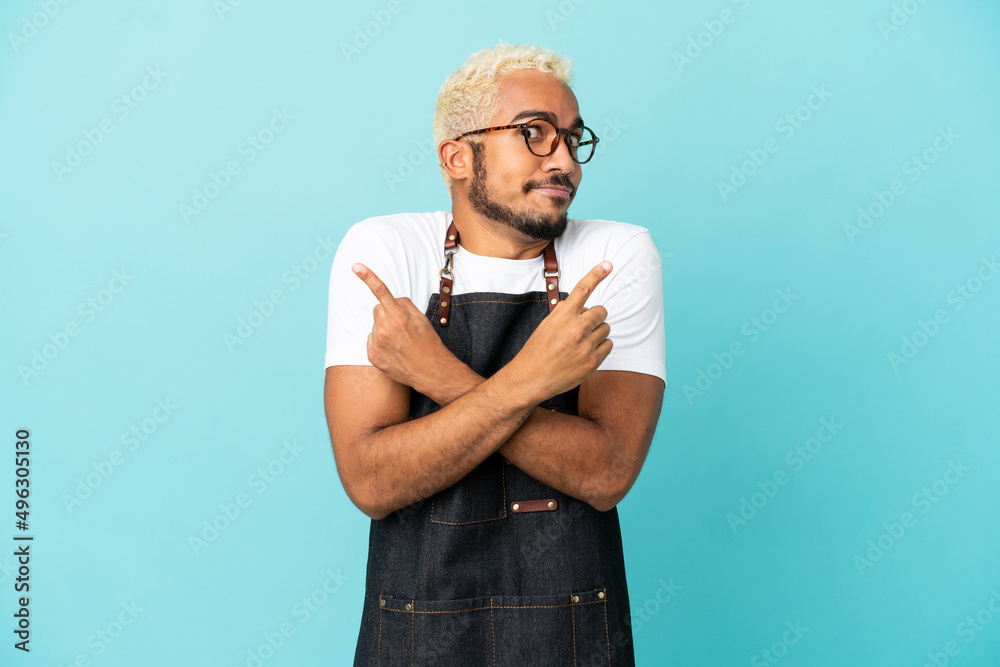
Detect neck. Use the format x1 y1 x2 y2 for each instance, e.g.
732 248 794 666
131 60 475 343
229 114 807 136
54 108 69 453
450 197 551 260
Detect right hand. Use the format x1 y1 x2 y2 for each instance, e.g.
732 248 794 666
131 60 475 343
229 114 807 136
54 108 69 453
509 261 614 403
352 263 455 394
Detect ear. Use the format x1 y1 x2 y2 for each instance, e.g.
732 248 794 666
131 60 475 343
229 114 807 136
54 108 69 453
439 140 473 183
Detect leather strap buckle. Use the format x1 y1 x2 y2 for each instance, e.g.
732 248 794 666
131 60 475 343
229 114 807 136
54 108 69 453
511 499 558 513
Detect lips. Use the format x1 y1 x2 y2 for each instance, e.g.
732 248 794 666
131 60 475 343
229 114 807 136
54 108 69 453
532 185 573 198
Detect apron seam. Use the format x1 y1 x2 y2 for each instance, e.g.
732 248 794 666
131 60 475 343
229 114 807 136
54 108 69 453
380 600 606 613
490 596 496 667
571 600 577 667
377 595 383 667
428 514 506 526
602 589 611 666
451 297 549 307
428 460 508 525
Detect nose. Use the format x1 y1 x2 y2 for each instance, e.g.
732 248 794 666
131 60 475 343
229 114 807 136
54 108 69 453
541 134 576 175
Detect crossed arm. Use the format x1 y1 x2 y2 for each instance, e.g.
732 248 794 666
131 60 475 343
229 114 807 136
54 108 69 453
324 261 664 520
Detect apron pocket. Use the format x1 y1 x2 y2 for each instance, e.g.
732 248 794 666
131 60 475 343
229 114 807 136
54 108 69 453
493 588 612 666
373 589 611 666
376 594 492 665
428 454 506 525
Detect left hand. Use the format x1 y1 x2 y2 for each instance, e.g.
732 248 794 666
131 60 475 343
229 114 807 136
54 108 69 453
352 262 453 393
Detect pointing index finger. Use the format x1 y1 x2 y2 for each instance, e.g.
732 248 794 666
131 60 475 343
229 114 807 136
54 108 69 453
565 261 612 310
352 263 398 309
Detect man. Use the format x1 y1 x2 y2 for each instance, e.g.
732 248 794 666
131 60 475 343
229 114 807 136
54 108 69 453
324 43 665 666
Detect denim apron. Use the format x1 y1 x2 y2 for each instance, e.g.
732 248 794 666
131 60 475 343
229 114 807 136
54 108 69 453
353 224 635 666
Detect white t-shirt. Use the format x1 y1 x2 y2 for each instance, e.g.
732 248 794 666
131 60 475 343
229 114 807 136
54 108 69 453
324 211 666 385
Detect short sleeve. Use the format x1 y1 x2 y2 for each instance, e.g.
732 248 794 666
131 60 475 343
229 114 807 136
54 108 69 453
324 222 408 369
596 231 667 385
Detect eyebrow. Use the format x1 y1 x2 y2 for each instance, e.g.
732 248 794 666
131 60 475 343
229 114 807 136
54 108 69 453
509 109 585 130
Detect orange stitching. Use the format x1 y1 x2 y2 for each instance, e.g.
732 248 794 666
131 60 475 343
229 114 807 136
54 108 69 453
602 589 611 666
452 297 548 307
410 600 414 666
380 599 605 614
430 294 565 327
571 599 578 667
490 597 496 667
428 459 507 525
377 596 383 667
429 514 506 526
501 462 507 520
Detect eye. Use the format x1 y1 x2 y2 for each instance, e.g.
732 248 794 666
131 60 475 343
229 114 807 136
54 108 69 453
520 124 543 140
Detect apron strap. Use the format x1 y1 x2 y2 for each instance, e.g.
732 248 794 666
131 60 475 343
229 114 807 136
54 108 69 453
438 220 559 327
437 223 458 326
543 242 560 313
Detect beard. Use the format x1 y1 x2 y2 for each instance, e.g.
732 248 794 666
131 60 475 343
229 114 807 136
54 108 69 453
467 142 572 242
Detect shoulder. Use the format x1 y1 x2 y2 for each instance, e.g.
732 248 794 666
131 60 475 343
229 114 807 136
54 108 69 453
557 217 655 260
345 211 449 248
334 212 446 303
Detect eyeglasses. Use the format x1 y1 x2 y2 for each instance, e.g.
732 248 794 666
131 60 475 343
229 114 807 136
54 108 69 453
457 118 600 164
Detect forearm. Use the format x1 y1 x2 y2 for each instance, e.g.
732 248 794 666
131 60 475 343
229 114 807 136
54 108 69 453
499 408 634 511
345 367 537 520
422 362 631 510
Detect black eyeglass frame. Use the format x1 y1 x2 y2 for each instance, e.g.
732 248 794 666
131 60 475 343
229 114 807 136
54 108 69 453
456 120 600 164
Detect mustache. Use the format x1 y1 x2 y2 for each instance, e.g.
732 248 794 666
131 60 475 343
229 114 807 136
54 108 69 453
523 175 576 197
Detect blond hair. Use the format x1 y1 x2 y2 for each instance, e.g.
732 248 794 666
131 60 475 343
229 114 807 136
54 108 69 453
433 42 574 190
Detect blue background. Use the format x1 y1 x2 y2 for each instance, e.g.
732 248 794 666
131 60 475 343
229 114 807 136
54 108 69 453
2 0 999 665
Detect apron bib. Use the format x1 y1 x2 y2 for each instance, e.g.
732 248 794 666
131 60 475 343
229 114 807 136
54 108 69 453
353 225 635 666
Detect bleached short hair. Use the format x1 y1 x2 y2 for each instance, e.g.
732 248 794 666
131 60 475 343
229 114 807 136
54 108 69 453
434 42 574 190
